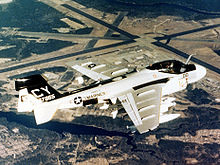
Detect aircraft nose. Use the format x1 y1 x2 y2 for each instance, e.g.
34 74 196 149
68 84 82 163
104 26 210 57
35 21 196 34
195 64 207 80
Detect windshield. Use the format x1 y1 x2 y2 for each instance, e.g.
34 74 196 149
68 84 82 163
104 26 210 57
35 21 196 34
146 60 196 74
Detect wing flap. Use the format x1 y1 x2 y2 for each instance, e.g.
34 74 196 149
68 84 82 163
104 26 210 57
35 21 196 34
135 84 163 133
118 93 142 126
119 84 163 134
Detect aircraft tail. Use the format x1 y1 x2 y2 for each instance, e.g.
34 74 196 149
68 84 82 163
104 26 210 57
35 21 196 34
15 74 62 124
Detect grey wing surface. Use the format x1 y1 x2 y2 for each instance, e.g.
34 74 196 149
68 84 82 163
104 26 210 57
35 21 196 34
67 59 135 81
118 84 163 134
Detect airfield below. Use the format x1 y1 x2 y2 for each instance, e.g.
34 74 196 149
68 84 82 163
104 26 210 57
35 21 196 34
0 0 219 164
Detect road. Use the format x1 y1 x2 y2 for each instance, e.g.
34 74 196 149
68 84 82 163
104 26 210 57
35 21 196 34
154 24 220 42
0 40 135 74
86 12 128 49
0 1 219 77
153 41 220 74
62 4 138 40
0 2 139 75
14 31 128 41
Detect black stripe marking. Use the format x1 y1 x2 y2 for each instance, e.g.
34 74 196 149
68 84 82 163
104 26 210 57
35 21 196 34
133 78 169 90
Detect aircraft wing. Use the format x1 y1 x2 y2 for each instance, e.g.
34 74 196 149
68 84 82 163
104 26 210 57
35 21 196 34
118 84 163 134
72 64 110 81
67 59 135 81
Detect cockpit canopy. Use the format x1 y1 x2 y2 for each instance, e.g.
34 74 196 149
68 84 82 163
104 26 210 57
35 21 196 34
146 60 196 74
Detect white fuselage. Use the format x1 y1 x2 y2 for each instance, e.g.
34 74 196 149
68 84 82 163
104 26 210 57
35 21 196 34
22 62 206 126
50 64 206 110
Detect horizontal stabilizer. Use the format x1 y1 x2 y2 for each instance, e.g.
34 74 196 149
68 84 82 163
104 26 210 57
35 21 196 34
34 103 58 125
17 88 42 113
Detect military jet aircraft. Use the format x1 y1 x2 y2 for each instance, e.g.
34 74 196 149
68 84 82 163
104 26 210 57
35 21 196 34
15 56 206 134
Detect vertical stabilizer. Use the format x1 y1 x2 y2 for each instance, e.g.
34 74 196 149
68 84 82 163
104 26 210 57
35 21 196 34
15 74 62 123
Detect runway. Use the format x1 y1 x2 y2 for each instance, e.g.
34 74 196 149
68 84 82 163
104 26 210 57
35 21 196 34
15 31 128 41
0 1 219 77
62 4 138 40
0 3 138 74
0 40 135 74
